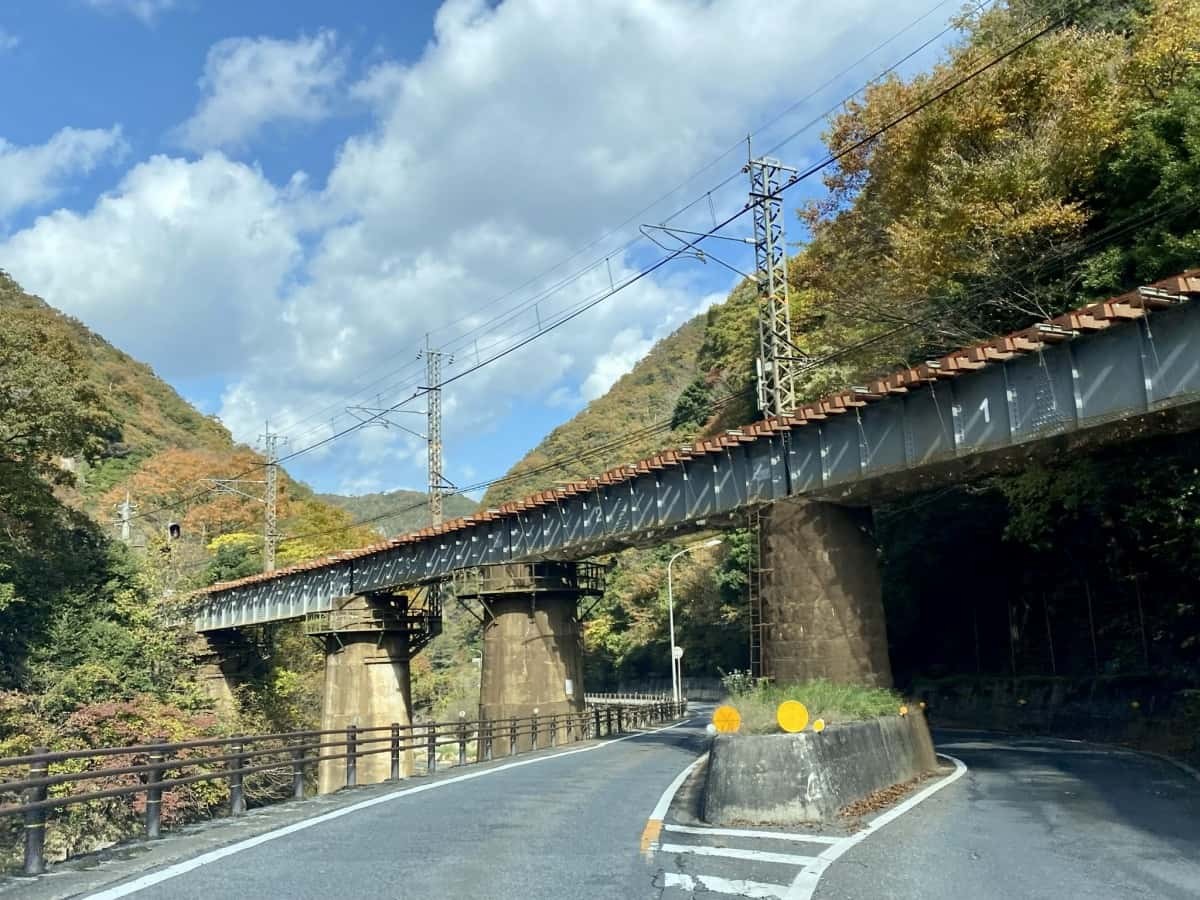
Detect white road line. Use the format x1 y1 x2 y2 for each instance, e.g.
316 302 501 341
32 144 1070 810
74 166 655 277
81 717 699 900
663 824 841 845
641 752 708 852
784 753 969 900
650 755 708 820
939 741 1134 757
664 872 789 898
659 843 816 866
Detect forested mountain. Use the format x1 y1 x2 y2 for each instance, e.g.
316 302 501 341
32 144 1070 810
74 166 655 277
1 273 231 462
0 272 379 856
1 0 1197 863
489 0 1200 689
318 489 476 537
482 315 708 508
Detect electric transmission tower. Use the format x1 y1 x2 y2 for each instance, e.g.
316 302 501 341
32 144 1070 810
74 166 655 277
420 335 448 526
746 149 806 417
207 422 285 573
262 427 280 571
345 341 454 531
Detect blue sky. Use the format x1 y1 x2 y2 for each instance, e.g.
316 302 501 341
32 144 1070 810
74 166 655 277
0 0 961 500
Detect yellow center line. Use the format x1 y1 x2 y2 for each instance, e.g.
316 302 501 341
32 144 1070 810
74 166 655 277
640 818 663 853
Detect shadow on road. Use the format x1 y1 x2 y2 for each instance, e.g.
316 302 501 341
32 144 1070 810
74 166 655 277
935 728 1200 856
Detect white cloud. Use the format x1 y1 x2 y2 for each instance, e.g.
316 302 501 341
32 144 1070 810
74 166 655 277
174 31 345 152
1 153 302 376
2 0 936 494
0 126 126 220
0 28 19 53
84 0 177 24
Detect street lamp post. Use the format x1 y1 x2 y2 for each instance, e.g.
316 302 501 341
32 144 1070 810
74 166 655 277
667 537 723 705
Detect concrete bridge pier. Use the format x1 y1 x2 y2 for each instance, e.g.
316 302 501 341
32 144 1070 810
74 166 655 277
458 563 601 754
194 630 262 716
308 593 432 793
759 498 893 688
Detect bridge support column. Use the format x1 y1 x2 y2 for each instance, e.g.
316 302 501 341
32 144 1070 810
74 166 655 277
194 631 260 717
760 499 892 688
460 563 601 754
312 596 422 794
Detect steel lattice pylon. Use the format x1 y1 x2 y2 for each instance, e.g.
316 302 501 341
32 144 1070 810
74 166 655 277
262 430 279 572
747 155 803 417
424 341 445 526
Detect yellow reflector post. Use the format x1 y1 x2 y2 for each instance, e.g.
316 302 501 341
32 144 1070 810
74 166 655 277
813 718 826 733
712 705 741 733
899 704 909 716
776 700 809 733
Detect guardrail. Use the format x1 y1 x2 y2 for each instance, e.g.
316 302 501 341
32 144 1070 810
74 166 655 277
1 701 686 876
585 692 672 705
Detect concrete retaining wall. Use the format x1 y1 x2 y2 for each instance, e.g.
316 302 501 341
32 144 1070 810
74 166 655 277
703 711 938 825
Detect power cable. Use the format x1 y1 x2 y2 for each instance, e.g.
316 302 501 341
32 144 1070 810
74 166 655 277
134 5 1068 528
263 191 1196 550
268 0 985 443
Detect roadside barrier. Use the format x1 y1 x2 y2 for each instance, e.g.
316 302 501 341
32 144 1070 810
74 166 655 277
1 700 687 875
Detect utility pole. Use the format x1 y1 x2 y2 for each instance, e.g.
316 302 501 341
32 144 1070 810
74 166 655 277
422 335 446 526
746 147 804 417
345 340 454 530
207 422 283 574
262 424 280 572
115 491 135 543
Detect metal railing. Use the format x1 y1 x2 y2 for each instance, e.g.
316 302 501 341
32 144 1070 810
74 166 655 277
584 692 672 705
0 700 686 876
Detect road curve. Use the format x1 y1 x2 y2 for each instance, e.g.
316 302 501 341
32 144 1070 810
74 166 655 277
65 720 1200 900
812 730 1200 900
84 716 710 900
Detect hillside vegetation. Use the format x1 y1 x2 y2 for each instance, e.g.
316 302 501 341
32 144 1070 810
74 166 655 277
490 0 1200 689
482 314 708 508
318 489 476 537
1 0 1197 863
0 272 384 863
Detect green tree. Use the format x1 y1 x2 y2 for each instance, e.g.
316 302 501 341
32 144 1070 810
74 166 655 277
670 378 714 430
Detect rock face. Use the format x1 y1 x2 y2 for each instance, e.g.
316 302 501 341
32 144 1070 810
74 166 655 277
702 711 938 825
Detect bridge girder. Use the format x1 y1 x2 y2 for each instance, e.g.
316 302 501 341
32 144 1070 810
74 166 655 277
185 286 1200 632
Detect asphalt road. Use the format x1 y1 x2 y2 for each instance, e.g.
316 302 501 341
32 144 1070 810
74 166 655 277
812 730 1200 900
87 716 710 900
67 719 1200 900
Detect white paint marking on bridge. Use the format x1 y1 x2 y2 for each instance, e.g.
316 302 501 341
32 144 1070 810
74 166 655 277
783 753 969 900
663 823 841 844
80 717 699 900
663 872 789 898
658 842 817 866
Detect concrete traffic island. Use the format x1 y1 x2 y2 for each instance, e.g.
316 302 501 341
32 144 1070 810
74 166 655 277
703 709 938 825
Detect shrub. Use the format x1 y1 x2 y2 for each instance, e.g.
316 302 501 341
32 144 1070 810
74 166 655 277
726 679 903 734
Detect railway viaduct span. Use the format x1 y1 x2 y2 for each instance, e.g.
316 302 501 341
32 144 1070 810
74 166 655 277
183 271 1200 791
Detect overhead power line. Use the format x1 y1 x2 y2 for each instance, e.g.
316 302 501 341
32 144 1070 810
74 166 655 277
268 0 986 446
131 5 1067 528
262 192 1183 552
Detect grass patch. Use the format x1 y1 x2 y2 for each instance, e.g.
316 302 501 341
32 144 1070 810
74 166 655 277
728 679 903 734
